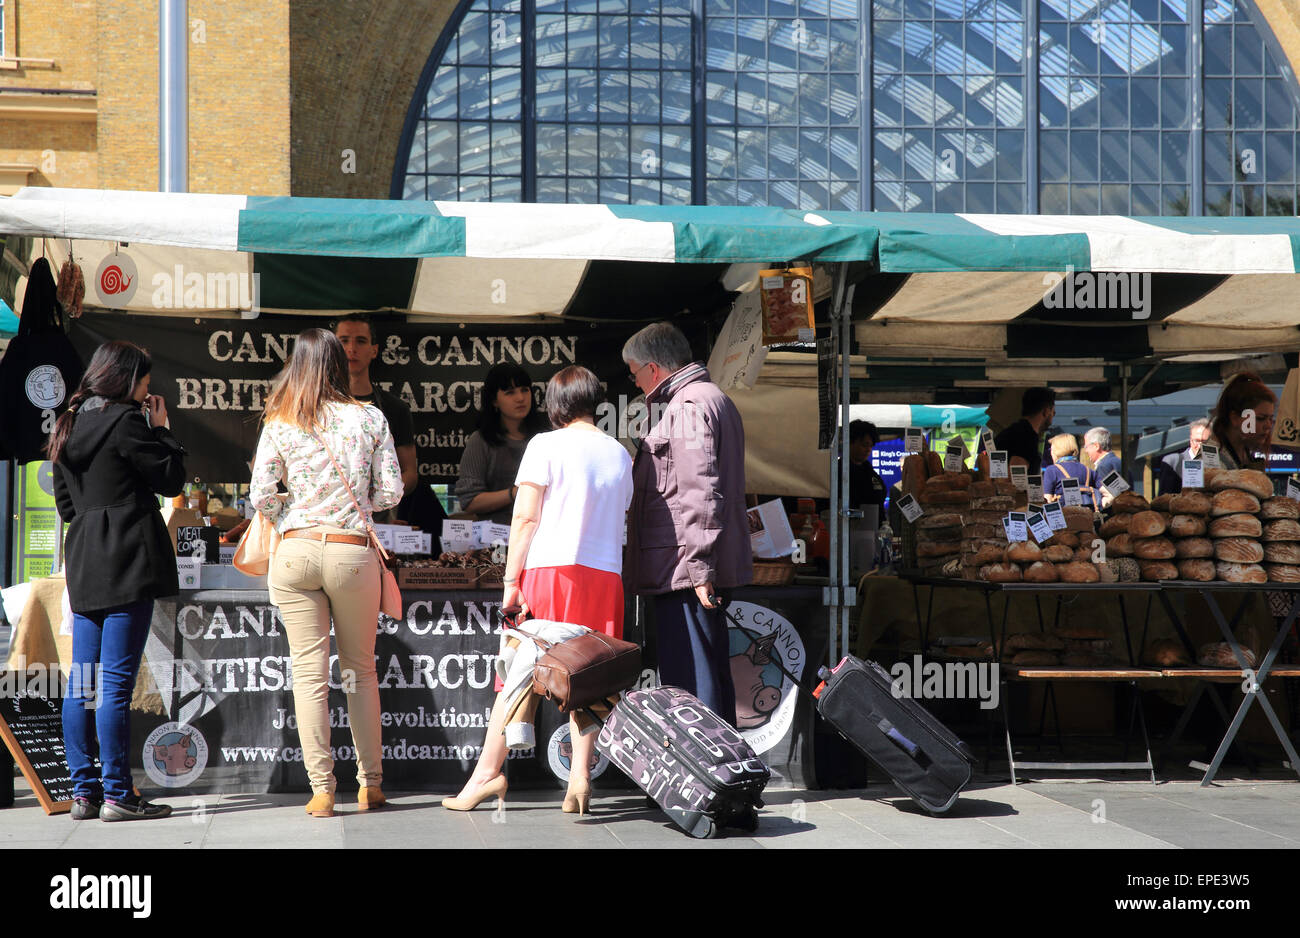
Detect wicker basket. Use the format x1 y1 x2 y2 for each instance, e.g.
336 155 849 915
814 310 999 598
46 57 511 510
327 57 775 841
751 557 796 586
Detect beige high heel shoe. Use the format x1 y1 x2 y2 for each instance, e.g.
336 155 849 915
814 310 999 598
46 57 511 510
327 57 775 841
562 779 591 816
441 775 507 811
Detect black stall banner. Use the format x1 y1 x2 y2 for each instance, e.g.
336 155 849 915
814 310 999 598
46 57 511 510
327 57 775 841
69 315 642 485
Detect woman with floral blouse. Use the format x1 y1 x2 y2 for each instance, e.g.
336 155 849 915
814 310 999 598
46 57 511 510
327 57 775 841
250 329 403 818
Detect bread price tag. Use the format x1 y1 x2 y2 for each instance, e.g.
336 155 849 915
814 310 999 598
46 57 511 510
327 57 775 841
1027 473 1043 503
1006 511 1028 543
897 493 924 523
1061 477 1082 507
1182 459 1204 490
980 426 995 453
1200 442 1220 469
989 450 1008 478
1027 510 1053 543
1043 501 1067 531
1010 465 1028 491
1287 475 1300 502
943 442 964 473
904 428 924 454
1099 470 1129 496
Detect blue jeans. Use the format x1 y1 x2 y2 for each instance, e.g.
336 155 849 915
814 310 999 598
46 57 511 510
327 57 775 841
653 590 738 727
62 600 154 803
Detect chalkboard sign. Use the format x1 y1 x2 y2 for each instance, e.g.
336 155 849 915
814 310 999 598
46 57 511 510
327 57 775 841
0 675 77 814
176 525 221 563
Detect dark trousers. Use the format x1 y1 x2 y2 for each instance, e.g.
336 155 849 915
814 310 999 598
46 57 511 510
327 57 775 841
653 590 737 727
62 599 153 803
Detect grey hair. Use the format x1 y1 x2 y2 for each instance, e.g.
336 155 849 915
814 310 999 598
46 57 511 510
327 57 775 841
1190 417 1211 432
622 322 693 371
1084 426 1111 451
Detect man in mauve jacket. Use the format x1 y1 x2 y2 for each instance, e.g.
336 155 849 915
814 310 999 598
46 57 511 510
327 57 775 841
623 322 752 726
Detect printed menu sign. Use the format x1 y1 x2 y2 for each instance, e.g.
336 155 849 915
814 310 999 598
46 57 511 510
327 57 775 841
1027 510 1053 543
1200 443 1220 469
897 494 924 523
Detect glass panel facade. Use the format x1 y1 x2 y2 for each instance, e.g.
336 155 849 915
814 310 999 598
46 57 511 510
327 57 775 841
397 0 1300 215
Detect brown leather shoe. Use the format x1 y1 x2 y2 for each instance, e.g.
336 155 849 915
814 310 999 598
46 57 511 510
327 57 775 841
357 786 387 811
305 792 335 818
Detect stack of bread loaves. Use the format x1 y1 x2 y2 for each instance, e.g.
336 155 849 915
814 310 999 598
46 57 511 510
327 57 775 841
1205 468 1271 583
1164 487 1215 581
915 469 972 577
977 503 1102 584
1261 493 1300 582
1001 624 1115 667
962 478 1016 579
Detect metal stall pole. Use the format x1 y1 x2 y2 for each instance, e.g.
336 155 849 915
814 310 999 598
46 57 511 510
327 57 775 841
1119 363 1130 486
159 0 188 193
839 280 857 658
827 267 845 665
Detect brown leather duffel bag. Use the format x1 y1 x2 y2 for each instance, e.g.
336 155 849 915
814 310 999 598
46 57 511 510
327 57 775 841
519 628 642 714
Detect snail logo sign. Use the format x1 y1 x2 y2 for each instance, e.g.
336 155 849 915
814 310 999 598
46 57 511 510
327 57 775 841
726 601 805 755
94 253 139 307
24 365 65 409
142 722 208 789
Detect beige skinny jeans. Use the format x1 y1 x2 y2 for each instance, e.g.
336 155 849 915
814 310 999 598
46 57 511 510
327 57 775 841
269 526 383 794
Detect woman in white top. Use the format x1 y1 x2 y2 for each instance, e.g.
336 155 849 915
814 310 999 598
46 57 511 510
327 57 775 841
250 328 403 818
443 365 632 817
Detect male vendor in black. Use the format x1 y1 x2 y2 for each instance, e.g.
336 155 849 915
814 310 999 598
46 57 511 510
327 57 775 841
994 387 1056 475
336 315 419 520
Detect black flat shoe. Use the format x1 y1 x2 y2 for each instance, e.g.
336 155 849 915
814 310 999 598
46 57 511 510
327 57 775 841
100 798 173 822
70 797 102 820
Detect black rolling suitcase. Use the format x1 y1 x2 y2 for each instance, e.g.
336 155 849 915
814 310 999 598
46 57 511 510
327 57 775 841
813 656 976 814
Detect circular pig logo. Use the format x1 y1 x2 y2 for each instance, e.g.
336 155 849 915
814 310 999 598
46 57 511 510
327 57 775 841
546 724 608 784
94 253 138 307
143 722 208 789
727 601 805 755
24 366 65 409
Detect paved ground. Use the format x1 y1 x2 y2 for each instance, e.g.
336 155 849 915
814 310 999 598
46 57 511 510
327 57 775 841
6 770 1300 848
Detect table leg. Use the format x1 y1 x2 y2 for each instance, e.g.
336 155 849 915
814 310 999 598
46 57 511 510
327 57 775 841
1002 676 1017 786
911 582 924 650
1117 594 1135 666
1157 589 1198 661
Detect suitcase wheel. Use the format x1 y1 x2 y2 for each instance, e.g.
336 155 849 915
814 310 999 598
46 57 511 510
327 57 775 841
732 806 759 833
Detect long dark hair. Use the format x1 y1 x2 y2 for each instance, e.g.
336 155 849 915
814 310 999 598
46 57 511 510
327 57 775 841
1212 371 1277 452
476 363 548 446
46 340 152 465
263 329 356 429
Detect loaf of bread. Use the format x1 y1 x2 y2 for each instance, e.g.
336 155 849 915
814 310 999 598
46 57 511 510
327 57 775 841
963 522 1002 540
1105 533 1135 557
918 540 962 558
1097 561 1118 582
1139 560 1178 581
1063 506 1096 532
1170 490 1212 516
1169 514 1208 538
1058 561 1100 583
1215 561 1267 583
1134 536 1176 560
1176 558 1216 582
1106 557 1141 582
968 480 996 499
923 527 965 544
1264 519 1300 542
926 471 972 490
993 479 1017 496
1042 530 1080 549
1110 491 1150 514
1267 563 1300 582
1208 468 1273 500
1098 515 1130 538
918 512 964 529
1128 511 1168 537
969 544 1004 566
1004 632 1066 651
971 496 1014 512
1145 638 1190 667
1011 650 1061 666
1213 538 1264 564
1005 541 1042 564
920 490 972 507
1150 493 1175 513
1261 497 1300 520
1264 542 1300 564
1211 489 1261 516
901 454 927 498
1198 642 1257 668
1208 513 1263 538
1041 544 1074 563
981 562 1022 583
969 510 1007 526
1072 545 1097 563
1023 560 1060 583
1174 536 1214 559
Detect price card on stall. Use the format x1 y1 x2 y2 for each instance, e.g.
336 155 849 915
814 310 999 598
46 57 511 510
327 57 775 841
1100 470 1129 497
1043 501 1067 531
1010 465 1028 491
1027 473 1044 503
904 428 924 454
394 531 430 555
1003 511 1028 543
1182 459 1204 490
943 442 964 473
1061 478 1082 507
980 426 995 453
441 519 474 552
1027 509 1053 543
1200 443 1220 469
989 450 1008 478
176 557 201 590
1287 474 1300 502
897 494 924 523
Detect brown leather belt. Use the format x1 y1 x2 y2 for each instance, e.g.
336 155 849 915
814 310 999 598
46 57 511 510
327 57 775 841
283 529 369 547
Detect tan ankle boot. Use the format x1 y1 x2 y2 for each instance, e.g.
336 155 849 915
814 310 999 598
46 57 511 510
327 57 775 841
357 786 387 811
305 792 335 818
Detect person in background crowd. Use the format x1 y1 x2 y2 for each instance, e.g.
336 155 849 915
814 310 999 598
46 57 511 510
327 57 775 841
1158 418 1211 494
1207 372 1276 472
50 341 187 821
1041 433 1097 507
251 329 403 818
623 322 752 728
443 367 632 817
335 316 418 509
455 363 550 524
1081 426 1123 507
995 387 1056 475
849 420 887 526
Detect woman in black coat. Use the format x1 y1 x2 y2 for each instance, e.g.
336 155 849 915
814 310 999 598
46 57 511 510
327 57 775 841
49 340 187 822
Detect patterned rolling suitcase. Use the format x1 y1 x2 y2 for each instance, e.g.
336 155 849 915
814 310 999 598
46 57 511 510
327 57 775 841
596 686 770 839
